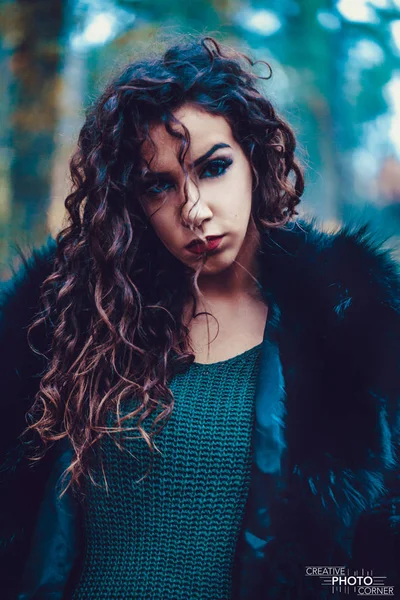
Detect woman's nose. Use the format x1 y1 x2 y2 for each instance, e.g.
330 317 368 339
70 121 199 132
180 181 213 229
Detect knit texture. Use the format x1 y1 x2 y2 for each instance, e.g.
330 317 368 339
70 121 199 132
71 343 262 600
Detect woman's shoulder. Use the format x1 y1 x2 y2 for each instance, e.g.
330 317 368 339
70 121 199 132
260 216 400 431
0 234 57 358
261 216 400 313
0 235 58 352
0 235 57 318
0 236 57 456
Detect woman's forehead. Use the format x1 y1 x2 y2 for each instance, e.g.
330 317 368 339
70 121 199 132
141 107 235 171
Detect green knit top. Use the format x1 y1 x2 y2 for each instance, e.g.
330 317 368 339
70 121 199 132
72 342 262 600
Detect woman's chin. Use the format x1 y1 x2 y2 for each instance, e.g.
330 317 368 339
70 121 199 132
180 246 239 275
199 252 237 275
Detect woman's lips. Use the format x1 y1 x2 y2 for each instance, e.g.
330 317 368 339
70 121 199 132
186 235 224 255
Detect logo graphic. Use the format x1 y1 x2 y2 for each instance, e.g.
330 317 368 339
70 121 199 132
305 566 395 596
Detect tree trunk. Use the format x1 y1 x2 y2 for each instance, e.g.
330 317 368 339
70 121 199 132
7 0 64 263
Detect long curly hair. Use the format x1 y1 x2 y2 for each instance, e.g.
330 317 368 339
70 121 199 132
23 35 304 497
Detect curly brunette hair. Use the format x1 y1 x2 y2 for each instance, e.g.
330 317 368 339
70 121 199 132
23 35 304 497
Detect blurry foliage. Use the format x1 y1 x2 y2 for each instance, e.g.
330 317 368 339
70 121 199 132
1 0 400 277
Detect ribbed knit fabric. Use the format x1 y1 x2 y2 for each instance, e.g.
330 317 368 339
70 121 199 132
72 342 262 600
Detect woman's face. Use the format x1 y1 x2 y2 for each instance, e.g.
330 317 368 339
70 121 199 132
139 104 256 275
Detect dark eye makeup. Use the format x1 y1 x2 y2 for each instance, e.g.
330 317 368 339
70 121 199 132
143 156 233 197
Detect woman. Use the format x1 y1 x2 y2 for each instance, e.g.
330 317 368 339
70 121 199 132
0 36 399 600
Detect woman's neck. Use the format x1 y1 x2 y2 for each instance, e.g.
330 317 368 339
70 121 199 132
196 269 261 304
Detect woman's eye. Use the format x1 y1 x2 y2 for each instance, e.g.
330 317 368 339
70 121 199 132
143 157 233 196
200 158 233 179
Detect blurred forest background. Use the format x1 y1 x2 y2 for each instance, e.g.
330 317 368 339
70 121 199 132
1 0 400 278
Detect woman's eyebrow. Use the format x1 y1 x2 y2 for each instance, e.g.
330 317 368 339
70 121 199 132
192 142 232 167
144 142 232 179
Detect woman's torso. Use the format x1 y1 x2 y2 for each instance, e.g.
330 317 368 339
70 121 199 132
71 339 264 600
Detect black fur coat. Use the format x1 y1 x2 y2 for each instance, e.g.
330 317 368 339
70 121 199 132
0 218 399 599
